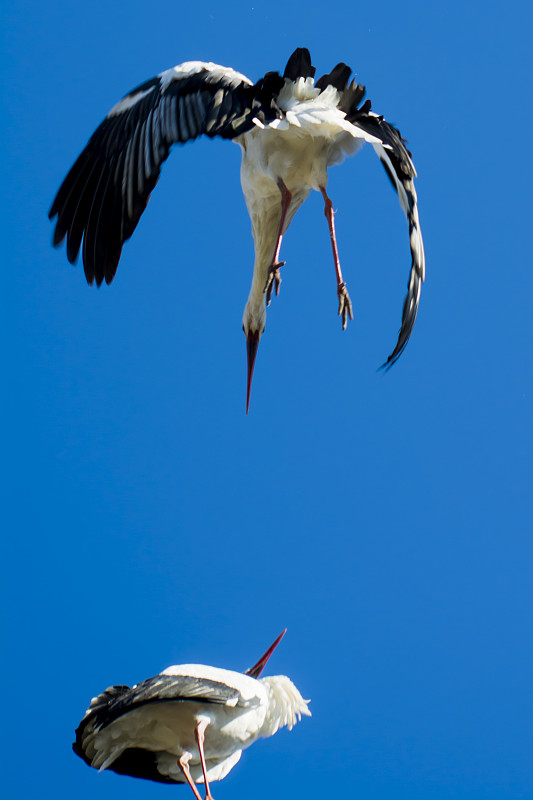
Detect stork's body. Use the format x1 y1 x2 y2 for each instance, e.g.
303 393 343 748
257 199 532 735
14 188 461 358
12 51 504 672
239 110 348 326
238 78 372 312
74 631 310 797
49 48 425 411
237 74 387 402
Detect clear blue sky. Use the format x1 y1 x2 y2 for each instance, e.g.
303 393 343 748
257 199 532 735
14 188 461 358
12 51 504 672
2 1 532 798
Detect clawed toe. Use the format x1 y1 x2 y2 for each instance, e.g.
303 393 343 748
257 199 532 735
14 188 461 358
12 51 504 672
337 282 353 330
264 261 285 306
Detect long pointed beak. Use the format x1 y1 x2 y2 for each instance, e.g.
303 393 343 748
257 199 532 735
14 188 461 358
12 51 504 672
246 331 261 415
245 629 287 678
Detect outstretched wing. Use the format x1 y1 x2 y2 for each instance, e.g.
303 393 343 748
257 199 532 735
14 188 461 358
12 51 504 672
348 104 425 367
49 62 264 286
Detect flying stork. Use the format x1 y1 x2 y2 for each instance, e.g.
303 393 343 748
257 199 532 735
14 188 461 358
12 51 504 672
73 630 310 797
49 47 425 412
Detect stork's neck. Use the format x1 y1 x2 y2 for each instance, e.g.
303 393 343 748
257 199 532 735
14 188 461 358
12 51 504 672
244 261 269 325
242 208 280 335
249 199 284 290
259 676 311 738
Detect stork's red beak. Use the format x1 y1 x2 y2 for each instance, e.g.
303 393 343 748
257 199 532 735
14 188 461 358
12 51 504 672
245 629 287 678
246 330 261 415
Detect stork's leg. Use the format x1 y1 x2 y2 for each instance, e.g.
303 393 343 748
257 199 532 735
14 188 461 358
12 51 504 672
195 719 215 800
320 185 353 330
178 752 203 800
264 178 292 306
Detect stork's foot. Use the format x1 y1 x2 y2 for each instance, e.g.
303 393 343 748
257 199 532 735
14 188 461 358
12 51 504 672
337 282 353 330
264 262 285 306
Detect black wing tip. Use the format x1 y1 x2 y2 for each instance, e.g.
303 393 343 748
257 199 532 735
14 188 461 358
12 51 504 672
283 47 315 80
316 62 352 93
380 287 422 371
50 226 65 249
73 732 178 784
379 347 406 372
379 333 411 371
101 747 180 783
337 81 369 118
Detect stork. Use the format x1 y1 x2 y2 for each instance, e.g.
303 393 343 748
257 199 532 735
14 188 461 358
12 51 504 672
49 47 425 412
73 630 310 797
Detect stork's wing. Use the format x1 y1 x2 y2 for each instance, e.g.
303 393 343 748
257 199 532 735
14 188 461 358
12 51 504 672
348 106 425 367
77 673 258 735
49 62 268 286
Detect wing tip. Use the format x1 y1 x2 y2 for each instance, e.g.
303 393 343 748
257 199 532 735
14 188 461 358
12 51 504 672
283 47 315 81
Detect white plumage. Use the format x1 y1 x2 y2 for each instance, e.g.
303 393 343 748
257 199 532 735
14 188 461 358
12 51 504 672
74 630 310 797
49 48 425 411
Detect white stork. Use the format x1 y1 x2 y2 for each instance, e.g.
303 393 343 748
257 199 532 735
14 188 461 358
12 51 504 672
49 47 425 412
73 630 310 797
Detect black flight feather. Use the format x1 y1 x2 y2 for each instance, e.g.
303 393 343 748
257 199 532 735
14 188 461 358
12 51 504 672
315 62 352 92
283 47 315 81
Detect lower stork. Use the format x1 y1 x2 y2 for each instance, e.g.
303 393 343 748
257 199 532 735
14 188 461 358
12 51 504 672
49 47 425 412
73 630 310 796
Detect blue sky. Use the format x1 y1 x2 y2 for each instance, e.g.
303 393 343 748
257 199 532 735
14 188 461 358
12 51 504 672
1 1 532 798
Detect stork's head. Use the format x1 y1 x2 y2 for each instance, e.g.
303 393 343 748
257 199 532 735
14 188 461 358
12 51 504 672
245 629 311 737
242 300 266 414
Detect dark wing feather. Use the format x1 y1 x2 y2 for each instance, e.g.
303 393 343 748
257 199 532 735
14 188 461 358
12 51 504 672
315 62 352 92
283 47 315 80
89 748 178 783
49 63 260 285
347 99 425 367
75 673 254 738
73 674 259 782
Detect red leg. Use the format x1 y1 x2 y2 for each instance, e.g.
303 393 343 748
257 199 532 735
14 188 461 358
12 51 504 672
178 752 203 800
264 178 293 305
195 719 215 800
320 185 353 329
